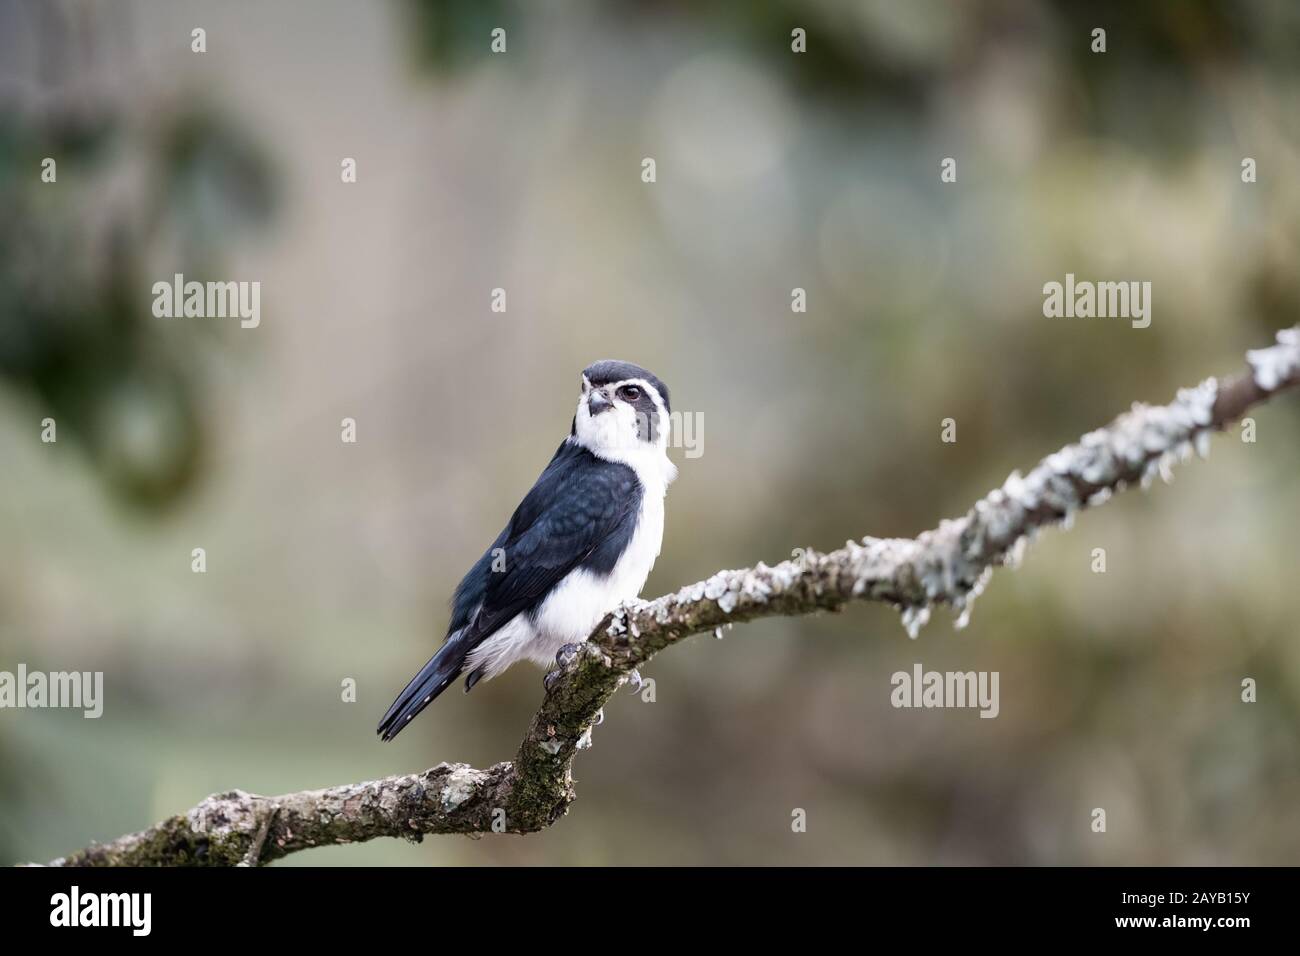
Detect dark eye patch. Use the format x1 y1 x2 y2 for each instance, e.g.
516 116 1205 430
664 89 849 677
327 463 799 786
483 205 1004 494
618 385 661 443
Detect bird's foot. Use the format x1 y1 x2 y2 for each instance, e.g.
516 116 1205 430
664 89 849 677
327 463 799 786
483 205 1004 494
545 643 583 692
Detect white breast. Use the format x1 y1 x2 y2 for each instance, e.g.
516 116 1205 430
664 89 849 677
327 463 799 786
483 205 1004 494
527 486 663 663
463 451 673 681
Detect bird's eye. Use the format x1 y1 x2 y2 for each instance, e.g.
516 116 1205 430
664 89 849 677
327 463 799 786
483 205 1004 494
618 385 641 401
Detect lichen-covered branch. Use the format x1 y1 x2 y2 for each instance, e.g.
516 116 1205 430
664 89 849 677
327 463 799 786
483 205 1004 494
43 328 1300 867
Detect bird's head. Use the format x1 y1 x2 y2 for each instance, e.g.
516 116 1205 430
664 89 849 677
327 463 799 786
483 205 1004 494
572 359 672 462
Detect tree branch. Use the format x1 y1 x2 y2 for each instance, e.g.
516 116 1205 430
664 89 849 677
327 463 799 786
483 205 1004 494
43 328 1300 867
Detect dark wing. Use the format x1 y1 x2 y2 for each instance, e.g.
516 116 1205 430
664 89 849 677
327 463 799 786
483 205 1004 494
466 444 642 641
446 526 509 636
447 438 572 635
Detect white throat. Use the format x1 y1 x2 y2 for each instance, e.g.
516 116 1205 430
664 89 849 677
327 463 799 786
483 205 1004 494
572 380 677 496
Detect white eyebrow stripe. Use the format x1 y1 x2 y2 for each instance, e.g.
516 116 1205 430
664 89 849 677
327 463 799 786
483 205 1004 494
611 378 652 394
589 376 666 415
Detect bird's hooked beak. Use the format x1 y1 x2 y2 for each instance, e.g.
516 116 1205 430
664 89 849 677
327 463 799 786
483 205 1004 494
588 388 613 416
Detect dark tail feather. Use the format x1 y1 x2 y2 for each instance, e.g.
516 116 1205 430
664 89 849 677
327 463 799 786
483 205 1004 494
377 632 472 742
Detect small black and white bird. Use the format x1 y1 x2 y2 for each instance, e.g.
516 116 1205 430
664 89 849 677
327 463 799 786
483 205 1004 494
377 360 676 742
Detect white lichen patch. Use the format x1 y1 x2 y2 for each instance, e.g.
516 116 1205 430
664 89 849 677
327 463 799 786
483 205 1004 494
653 600 674 625
683 580 709 603
843 537 915 598
189 790 259 838
604 610 627 637
952 566 993 630
900 605 930 640
539 738 564 756
767 559 802 591
739 564 775 604
703 571 740 612
438 766 483 811
1247 327 1300 391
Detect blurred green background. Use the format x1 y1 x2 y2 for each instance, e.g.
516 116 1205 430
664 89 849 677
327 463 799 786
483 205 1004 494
2 0 1299 865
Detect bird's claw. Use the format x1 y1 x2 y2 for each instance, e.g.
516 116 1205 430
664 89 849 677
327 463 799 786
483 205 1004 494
625 668 642 693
